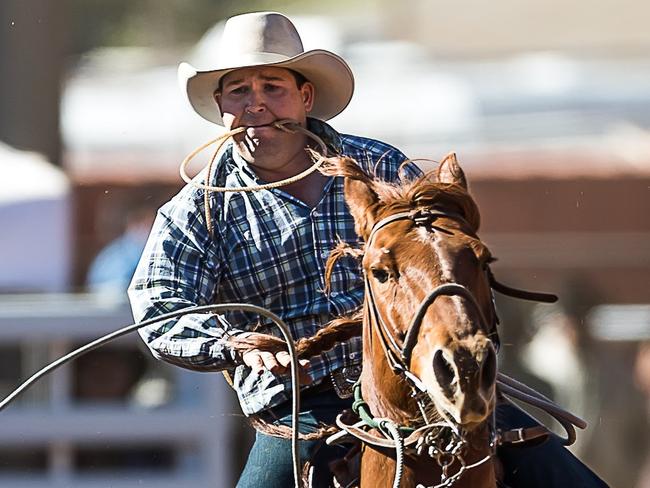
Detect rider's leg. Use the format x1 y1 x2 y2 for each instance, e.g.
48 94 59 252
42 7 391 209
237 389 352 488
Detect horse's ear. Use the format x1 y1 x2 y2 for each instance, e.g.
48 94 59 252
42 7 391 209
344 178 379 241
436 152 467 189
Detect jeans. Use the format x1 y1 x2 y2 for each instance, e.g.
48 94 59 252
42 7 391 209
237 391 609 487
236 389 351 488
496 402 609 488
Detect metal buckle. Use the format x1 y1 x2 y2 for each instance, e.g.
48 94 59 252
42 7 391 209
511 427 526 444
330 366 361 399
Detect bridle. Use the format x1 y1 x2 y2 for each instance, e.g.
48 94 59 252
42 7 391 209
339 206 562 488
363 207 558 378
363 208 500 380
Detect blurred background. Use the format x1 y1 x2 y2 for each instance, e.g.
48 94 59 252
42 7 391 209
1 0 649 486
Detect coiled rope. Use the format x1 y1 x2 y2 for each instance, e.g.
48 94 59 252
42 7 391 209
179 119 329 235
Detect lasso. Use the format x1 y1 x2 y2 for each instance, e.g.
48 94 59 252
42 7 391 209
179 119 329 235
0 305 305 487
2 122 330 488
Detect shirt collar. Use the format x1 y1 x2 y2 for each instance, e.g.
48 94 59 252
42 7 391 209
307 117 343 155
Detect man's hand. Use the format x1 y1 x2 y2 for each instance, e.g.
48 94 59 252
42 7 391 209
233 332 313 384
242 349 313 384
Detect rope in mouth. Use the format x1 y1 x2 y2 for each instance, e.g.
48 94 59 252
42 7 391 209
179 119 329 235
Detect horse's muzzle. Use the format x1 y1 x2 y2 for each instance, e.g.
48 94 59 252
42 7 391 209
430 339 497 425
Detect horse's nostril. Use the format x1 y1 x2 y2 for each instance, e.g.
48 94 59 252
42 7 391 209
432 349 456 397
480 346 497 390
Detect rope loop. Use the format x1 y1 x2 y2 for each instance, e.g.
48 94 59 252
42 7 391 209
179 119 329 193
179 119 330 235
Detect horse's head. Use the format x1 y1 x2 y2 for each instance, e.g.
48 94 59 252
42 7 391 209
330 153 498 427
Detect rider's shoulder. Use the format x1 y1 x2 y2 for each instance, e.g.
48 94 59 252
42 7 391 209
340 133 406 161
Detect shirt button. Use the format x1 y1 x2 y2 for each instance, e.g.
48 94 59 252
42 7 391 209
312 211 320 217
321 251 329 259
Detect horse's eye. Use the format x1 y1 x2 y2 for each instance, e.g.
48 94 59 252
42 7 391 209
371 268 390 283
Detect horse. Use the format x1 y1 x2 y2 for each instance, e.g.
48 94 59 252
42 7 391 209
320 152 500 488
228 152 573 488
0 143 578 488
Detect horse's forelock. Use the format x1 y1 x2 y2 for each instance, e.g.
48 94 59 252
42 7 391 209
410 182 481 232
370 176 481 233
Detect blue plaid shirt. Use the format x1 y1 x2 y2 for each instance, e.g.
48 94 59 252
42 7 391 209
129 119 420 415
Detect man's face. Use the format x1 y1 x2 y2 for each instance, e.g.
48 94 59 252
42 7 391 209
215 66 314 167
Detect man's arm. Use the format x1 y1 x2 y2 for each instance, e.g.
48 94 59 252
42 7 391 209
128 195 313 381
128 196 243 372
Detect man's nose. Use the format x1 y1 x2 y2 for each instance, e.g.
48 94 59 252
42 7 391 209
245 91 266 114
245 104 265 114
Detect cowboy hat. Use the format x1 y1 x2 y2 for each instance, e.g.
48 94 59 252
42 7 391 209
178 11 355 126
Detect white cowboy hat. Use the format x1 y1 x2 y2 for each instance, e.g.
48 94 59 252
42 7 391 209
178 11 355 126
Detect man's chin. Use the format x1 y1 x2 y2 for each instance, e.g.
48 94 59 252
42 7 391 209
234 138 277 163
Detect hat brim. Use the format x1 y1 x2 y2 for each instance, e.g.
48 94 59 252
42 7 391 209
179 49 355 126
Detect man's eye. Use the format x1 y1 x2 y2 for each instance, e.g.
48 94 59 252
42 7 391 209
229 86 247 95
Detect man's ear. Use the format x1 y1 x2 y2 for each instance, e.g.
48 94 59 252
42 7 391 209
301 82 315 113
213 90 226 120
436 152 467 189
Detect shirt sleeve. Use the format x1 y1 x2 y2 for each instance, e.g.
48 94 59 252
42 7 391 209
128 192 244 372
376 146 423 182
344 136 423 183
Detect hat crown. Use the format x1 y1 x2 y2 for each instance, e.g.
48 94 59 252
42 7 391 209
219 12 304 63
180 12 355 125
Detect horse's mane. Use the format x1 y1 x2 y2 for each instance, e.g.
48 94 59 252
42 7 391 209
320 155 481 233
227 312 363 359
228 156 482 362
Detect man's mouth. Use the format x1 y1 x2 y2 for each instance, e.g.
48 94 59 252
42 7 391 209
245 122 276 128
240 120 278 130
244 123 278 138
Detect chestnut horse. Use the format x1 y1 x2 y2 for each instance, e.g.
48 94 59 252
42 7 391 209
323 153 499 488
229 152 569 487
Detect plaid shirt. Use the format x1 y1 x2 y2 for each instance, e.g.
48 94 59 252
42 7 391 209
129 119 420 415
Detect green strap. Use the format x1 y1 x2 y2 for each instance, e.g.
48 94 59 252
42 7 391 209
351 380 415 436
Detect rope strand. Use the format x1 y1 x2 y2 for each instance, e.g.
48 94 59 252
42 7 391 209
179 120 329 236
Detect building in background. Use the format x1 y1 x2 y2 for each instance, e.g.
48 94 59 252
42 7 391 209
0 142 71 293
